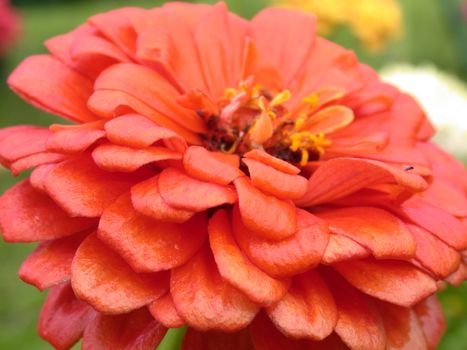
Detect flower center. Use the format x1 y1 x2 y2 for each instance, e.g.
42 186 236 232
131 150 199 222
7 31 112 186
184 79 351 166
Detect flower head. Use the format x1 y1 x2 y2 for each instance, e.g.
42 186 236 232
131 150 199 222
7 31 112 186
0 2 466 349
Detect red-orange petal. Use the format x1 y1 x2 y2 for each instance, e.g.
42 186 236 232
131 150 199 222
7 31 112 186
322 234 370 264
317 207 416 259
104 114 187 152
325 270 386 350
267 270 337 340
131 175 194 223
171 246 259 332
149 293 185 329
377 301 428 350
234 176 296 240
9 152 67 175
19 232 88 291
208 210 289 305
82 308 167 350
46 127 105 154
183 146 243 185
408 224 461 278
414 296 446 350
233 206 328 278
39 283 95 350
45 154 136 217
7 55 96 123
334 258 437 307
297 158 428 207
181 328 255 350
159 167 237 212
98 193 206 273
244 149 300 175
71 233 169 314
243 158 308 200
92 143 181 172
0 179 96 242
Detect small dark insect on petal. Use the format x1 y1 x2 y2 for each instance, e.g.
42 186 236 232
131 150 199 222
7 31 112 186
404 165 414 171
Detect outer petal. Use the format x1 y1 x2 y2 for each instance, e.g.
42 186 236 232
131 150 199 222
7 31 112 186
0 180 96 242
414 296 446 350
7 55 96 122
208 210 289 305
39 283 95 350
158 167 237 212
243 158 308 200
71 233 169 314
297 158 428 207
322 234 369 264
182 328 254 350
92 143 181 172
171 246 260 332
149 293 185 328
98 192 207 273
82 308 167 350
233 206 329 278
45 154 136 217
377 301 428 350
267 270 337 340
131 175 194 223
334 259 437 307
317 207 416 259
19 232 88 290
244 149 300 175
251 7 316 85
408 224 461 278
325 270 386 350
183 146 242 185
234 176 296 240
46 127 105 154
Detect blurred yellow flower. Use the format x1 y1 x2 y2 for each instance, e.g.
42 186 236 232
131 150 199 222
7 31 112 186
275 0 403 52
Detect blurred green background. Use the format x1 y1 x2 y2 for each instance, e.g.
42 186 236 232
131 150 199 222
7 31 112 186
0 0 466 349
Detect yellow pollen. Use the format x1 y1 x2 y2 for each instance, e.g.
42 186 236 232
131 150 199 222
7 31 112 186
287 131 332 166
270 89 291 108
303 93 320 110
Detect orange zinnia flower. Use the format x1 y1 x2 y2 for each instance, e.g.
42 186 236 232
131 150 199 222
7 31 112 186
0 2 466 349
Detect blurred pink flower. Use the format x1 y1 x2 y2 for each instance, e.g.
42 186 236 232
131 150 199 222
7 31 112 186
0 0 20 56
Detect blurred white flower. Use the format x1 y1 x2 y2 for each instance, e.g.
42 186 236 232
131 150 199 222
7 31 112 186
381 64 467 160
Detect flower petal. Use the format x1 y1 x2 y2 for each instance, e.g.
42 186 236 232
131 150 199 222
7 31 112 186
251 7 316 85
297 158 428 207
171 246 259 332
45 154 136 217
376 301 428 350
244 149 300 175
131 175 194 223
92 143 181 172
267 270 337 340
414 296 446 350
46 127 105 154
408 224 461 278
301 106 354 134
233 206 328 278
104 114 188 152
72 233 169 314
82 308 167 350
0 126 52 164
9 152 67 175
0 180 96 242
209 210 289 305
234 176 296 240
243 158 308 200
183 146 242 185
334 259 437 307
159 167 237 212
7 55 96 122
181 328 254 350
19 232 88 291
39 283 95 350
324 270 386 350
149 293 185 328
317 207 416 259
322 234 370 264
98 192 206 273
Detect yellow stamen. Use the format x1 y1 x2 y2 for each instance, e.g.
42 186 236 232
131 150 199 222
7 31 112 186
300 149 309 166
270 89 291 108
303 93 320 110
